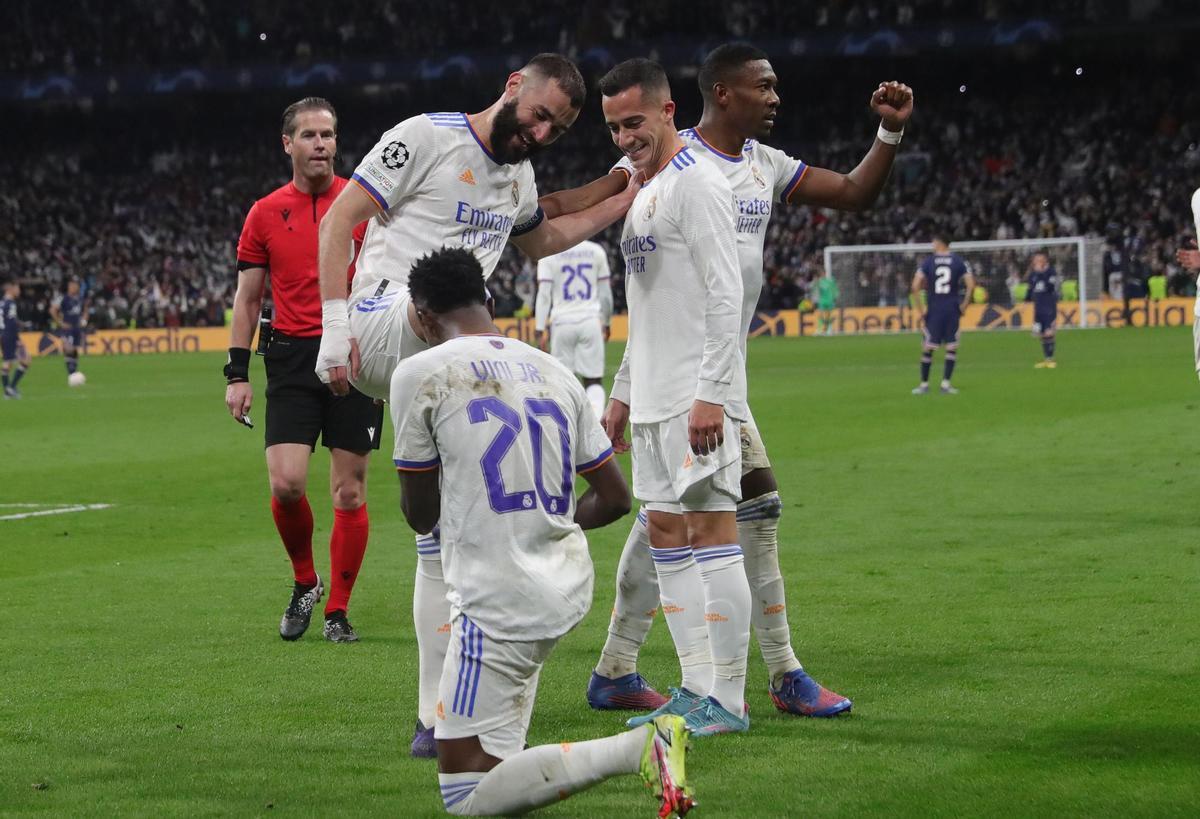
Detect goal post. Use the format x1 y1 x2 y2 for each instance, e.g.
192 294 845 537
819 236 1105 334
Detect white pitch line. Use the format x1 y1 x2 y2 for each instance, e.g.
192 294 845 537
0 503 113 521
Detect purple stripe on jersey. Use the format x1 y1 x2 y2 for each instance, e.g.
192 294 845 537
463 117 500 164
691 128 744 163
351 173 388 211
427 112 467 127
782 163 809 203
395 456 441 470
577 447 614 474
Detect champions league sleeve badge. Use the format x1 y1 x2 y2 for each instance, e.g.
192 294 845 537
382 140 410 170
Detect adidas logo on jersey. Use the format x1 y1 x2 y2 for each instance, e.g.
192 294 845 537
459 168 476 185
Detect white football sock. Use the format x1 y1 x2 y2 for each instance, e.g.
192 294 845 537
649 545 712 694
695 545 751 717
438 727 647 815
414 531 451 728
738 492 802 686
585 383 606 417
596 510 660 679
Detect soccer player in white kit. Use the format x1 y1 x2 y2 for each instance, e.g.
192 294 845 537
311 54 641 756
582 44 913 719
534 239 613 416
1175 187 1200 377
390 247 695 818
596 58 754 737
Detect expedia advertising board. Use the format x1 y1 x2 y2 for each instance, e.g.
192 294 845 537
18 299 1195 356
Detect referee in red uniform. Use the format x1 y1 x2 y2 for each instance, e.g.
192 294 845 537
225 97 381 643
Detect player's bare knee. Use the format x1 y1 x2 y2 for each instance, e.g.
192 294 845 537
331 479 365 510
687 511 739 547
329 453 368 509
270 479 306 505
645 511 687 549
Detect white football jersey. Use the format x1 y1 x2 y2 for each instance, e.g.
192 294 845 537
610 146 746 424
1192 187 1200 318
535 240 611 326
390 334 614 642
349 112 543 300
677 129 806 355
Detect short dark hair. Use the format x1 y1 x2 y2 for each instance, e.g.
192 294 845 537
281 97 337 137
524 53 586 109
698 42 770 100
408 248 487 314
598 58 670 100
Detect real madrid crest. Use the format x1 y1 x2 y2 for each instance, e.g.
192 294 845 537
643 194 657 221
751 164 767 189
511 180 520 208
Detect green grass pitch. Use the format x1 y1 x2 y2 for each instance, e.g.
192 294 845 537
2 327 1198 817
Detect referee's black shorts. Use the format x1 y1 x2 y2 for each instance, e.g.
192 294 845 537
263 332 383 452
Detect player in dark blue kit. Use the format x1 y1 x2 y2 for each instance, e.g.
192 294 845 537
1 278 30 399
911 235 975 395
50 279 85 384
1027 252 1058 368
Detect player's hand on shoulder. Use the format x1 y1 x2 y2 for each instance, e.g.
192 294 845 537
871 81 914 131
601 399 631 453
615 170 644 209
225 381 252 421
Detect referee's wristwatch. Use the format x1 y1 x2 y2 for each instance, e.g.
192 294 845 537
224 347 251 384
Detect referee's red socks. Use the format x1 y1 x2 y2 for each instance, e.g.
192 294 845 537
326 504 369 616
271 495 318 587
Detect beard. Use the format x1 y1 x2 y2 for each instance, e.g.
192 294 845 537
490 99 542 164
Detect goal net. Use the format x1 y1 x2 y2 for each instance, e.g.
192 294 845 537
818 236 1105 335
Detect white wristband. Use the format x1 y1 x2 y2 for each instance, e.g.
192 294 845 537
322 298 349 331
877 124 904 145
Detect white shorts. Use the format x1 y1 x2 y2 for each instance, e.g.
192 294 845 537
1193 317 1200 379
739 409 771 476
435 615 556 760
348 280 428 400
550 318 605 379
631 411 741 513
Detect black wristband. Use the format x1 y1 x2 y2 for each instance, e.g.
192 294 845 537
224 347 251 383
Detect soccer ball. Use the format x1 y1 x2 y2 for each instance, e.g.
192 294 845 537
68 372 86 387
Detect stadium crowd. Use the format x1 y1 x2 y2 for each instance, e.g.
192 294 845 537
7 0 1181 73
2 52 1197 329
